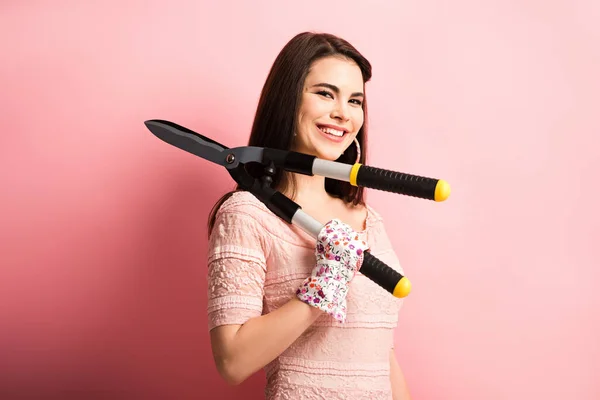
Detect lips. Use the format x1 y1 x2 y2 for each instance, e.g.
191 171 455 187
316 125 347 143
317 124 347 137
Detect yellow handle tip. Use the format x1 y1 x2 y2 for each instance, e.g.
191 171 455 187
434 179 451 202
393 277 412 298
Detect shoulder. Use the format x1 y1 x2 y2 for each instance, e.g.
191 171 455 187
220 190 264 210
216 190 271 219
211 191 284 239
209 191 276 256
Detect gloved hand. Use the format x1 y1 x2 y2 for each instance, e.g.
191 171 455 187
296 218 370 323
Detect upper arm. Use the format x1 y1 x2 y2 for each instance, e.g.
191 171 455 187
206 209 269 370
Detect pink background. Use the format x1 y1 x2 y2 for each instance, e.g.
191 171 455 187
1 1 599 399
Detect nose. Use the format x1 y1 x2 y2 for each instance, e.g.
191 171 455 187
331 100 350 122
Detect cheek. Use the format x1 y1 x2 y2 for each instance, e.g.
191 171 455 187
300 97 330 121
353 109 365 128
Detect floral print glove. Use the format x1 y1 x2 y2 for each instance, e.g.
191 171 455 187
296 219 370 322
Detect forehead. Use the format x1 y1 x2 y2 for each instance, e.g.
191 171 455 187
305 56 364 90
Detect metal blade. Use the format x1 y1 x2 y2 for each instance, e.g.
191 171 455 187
144 119 228 165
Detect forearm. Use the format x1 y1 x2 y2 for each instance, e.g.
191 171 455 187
216 297 323 384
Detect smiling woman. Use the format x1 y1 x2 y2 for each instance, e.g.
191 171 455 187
205 32 411 400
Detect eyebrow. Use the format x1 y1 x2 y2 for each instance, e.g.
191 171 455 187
311 83 364 98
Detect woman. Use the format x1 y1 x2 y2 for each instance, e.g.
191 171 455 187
206 31 411 399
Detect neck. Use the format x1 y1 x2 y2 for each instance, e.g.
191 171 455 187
282 172 334 206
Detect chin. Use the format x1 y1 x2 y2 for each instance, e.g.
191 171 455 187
316 149 344 161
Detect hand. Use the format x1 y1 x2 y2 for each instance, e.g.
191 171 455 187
296 219 369 322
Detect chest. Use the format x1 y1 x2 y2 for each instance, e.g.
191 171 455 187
302 205 368 233
262 224 404 322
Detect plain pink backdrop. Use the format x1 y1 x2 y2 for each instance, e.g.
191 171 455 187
1 1 599 399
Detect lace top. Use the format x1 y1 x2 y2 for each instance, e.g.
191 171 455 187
207 191 404 399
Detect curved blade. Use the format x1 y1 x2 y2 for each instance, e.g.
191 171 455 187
144 119 228 165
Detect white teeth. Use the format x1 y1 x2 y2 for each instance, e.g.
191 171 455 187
320 127 344 137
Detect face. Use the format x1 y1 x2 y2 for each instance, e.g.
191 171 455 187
293 56 365 161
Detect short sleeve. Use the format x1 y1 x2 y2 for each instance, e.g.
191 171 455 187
206 208 269 331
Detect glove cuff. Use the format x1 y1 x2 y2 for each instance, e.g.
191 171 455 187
296 275 348 322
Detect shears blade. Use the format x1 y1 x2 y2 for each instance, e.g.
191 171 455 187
144 119 229 166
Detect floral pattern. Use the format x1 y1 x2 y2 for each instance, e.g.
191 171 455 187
296 219 370 322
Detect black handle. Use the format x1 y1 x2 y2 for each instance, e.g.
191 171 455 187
360 251 411 298
355 165 450 202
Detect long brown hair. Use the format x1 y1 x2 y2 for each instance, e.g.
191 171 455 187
207 31 373 234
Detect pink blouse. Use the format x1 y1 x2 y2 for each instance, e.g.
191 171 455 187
207 191 404 399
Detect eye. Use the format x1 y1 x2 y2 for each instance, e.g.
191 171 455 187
316 90 334 99
350 99 363 106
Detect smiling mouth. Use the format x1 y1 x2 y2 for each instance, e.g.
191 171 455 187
317 125 347 137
